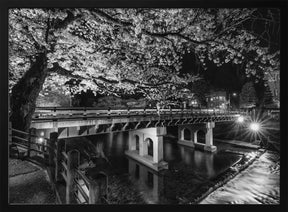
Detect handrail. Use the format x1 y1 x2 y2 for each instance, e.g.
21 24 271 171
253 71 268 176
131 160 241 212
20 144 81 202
33 107 245 120
9 142 28 149
12 135 28 143
61 161 68 171
11 128 29 135
11 127 50 142
62 152 68 160
74 169 91 203
10 127 53 155
74 191 87 204
74 178 89 203
35 107 243 113
75 169 90 186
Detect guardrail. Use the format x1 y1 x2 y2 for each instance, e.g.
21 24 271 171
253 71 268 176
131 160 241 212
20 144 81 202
9 125 108 204
56 147 107 204
74 169 90 204
33 107 245 119
9 127 51 159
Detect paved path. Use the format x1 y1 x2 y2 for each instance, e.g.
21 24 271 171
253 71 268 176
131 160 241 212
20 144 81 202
199 152 280 204
9 158 56 204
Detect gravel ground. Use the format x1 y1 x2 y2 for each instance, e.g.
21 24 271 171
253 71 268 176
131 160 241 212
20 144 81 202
9 158 56 204
9 158 39 177
107 174 146 204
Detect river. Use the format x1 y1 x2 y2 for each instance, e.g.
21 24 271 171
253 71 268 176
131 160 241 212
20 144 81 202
67 126 279 204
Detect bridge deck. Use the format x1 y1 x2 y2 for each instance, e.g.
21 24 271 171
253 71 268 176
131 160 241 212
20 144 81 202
31 107 245 130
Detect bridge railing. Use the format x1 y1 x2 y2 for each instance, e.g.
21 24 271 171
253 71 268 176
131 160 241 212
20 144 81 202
33 107 245 119
56 146 108 204
9 127 51 159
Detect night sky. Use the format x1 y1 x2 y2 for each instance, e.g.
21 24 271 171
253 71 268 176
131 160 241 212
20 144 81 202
181 53 245 93
181 8 280 95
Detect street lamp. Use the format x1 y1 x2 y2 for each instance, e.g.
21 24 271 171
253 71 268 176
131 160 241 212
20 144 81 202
248 121 264 146
228 92 237 110
249 122 260 132
236 116 245 123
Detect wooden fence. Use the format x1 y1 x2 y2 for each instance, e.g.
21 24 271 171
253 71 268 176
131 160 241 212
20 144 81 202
9 124 108 204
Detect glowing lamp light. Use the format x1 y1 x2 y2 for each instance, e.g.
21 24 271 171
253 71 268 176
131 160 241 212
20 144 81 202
237 116 244 123
249 122 260 132
40 131 44 136
38 137 44 143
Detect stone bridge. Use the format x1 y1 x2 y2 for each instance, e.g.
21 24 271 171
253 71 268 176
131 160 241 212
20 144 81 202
31 107 246 171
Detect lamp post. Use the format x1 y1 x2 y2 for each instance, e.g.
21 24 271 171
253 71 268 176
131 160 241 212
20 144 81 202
249 122 263 146
228 92 237 110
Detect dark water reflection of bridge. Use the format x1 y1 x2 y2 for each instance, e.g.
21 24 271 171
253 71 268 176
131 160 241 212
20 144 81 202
74 128 255 204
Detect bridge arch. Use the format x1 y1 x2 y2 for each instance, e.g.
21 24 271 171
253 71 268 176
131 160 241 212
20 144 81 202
144 137 154 157
196 130 206 144
183 128 192 141
135 135 140 151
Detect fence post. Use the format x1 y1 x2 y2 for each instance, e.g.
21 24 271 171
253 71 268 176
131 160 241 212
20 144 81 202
8 121 12 144
66 150 80 204
53 107 56 117
48 132 58 181
108 107 111 117
55 139 65 182
84 107 87 116
28 128 36 158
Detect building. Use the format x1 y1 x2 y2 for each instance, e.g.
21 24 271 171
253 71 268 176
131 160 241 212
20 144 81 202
264 71 280 108
206 90 228 110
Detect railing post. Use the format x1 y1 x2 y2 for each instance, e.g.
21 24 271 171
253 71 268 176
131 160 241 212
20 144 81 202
49 132 58 181
53 107 57 117
28 128 36 158
55 139 65 182
108 107 111 117
84 107 87 117
8 121 12 144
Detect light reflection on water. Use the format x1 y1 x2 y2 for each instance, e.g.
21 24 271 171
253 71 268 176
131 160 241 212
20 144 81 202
128 158 164 204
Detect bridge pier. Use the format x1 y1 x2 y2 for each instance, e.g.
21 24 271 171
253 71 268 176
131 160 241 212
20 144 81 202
177 122 217 152
125 127 168 171
203 122 217 152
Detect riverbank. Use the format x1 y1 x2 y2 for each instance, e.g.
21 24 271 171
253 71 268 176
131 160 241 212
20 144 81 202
199 151 280 204
177 148 266 204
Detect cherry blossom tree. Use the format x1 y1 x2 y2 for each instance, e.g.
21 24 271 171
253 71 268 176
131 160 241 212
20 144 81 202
239 81 258 108
9 8 280 131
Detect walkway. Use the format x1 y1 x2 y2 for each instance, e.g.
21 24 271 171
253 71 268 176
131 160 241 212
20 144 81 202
9 158 56 204
199 151 280 204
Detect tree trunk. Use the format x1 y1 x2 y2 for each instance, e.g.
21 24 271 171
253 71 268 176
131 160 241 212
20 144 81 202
10 52 48 132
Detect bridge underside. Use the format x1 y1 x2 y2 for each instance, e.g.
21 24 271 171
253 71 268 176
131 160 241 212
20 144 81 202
29 112 243 172
32 115 239 139
178 122 217 152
